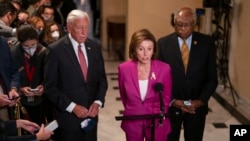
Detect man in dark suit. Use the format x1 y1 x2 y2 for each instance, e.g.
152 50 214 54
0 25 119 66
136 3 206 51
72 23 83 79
157 7 218 141
44 9 108 141
0 36 19 120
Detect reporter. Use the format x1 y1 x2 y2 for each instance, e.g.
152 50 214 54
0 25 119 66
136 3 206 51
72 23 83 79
11 23 49 125
0 96 53 141
0 119 53 141
0 35 20 121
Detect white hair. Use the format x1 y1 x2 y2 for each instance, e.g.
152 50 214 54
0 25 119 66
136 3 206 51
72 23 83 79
66 9 90 24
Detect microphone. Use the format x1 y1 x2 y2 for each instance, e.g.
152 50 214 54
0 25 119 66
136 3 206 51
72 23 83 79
154 83 165 125
154 83 163 92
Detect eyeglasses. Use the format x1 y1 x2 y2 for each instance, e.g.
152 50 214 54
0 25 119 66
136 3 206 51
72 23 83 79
175 22 194 28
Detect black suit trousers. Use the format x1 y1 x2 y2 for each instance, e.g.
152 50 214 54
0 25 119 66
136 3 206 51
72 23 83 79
168 107 206 141
55 124 97 141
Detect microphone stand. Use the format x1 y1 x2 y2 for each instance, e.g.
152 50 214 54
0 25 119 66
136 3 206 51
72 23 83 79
158 90 165 125
154 83 165 125
115 113 169 141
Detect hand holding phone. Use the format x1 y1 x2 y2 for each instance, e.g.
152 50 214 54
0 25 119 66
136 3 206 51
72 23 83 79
45 120 58 131
184 100 191 106
29 88 39 92
9 96 20 100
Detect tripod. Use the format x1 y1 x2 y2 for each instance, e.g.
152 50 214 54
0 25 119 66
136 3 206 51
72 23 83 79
211 0 239 106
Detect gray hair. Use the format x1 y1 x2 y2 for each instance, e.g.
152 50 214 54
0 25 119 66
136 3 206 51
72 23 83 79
66 9 90 24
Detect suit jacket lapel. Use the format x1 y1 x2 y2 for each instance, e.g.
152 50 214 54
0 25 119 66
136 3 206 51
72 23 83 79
131 61 141 99
62 36 85 80
145 61 155 100
85 39 95 81
187 33 199 74
172 34 183 65
85 40 91 69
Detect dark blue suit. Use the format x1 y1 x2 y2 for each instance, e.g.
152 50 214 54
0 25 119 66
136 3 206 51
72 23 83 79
0 36 19 93
157 32 218 141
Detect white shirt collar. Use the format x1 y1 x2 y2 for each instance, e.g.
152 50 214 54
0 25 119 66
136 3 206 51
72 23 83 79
68 34 88 66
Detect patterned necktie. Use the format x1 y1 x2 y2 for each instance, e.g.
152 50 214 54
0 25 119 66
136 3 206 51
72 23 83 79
181 40 189 73
78 44 88 80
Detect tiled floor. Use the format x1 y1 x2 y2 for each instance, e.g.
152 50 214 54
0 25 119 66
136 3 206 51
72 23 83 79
98 50 241 141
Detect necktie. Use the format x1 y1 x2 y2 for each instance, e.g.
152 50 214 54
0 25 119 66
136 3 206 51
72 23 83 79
78 44 88 80
181 40 189 73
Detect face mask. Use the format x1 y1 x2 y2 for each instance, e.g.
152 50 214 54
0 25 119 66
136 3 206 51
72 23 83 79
51 31 60 40
22 44 37 56
37 28 43 36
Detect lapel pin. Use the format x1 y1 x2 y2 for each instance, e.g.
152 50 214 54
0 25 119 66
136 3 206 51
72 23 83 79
87 47 91 50
151 72 156 80
194 41 198 45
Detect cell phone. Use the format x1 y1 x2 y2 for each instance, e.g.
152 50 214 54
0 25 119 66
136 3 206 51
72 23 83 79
45 120 58 131
29 88 39 92
9 96 20 100
184 100 191 106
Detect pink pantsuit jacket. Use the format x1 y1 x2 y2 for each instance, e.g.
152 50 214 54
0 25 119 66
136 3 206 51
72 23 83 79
118 60 172 141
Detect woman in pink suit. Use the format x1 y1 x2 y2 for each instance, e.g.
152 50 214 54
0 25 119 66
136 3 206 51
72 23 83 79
118 28 172 141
